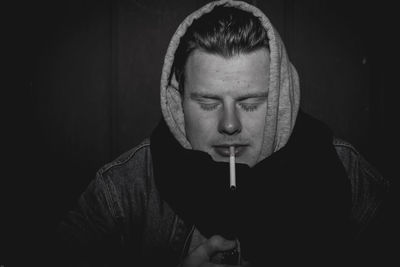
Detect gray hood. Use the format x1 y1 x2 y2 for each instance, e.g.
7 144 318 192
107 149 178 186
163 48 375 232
160 0 300 163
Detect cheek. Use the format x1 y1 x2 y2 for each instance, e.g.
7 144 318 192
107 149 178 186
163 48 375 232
240 108 266 140
183 103 217 148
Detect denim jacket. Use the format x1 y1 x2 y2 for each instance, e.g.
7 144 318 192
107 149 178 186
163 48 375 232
58 137 389 266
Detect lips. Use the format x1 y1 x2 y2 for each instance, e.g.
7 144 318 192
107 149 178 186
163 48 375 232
213 145 247 157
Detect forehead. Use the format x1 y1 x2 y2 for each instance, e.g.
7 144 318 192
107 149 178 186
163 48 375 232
184 48 270 95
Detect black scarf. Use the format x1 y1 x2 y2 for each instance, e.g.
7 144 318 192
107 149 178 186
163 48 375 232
150 111 353 264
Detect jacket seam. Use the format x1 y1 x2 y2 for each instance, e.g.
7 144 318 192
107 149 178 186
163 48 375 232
98 140 151 175
96 171 120 222
179 225 195 264
332 138 360 156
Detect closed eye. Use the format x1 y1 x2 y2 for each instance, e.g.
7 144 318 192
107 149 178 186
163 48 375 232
238 97 267 112
197 99 220 111
239 102 259 111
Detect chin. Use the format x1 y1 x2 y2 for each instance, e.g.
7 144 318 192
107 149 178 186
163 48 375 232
211 153 254 167
210 154 229 163
236 156 255 167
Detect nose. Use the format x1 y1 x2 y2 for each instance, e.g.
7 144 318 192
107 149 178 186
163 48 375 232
218 104 242 135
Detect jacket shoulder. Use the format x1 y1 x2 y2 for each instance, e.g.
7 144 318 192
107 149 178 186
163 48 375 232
98 138 151 176
333 137 390 232
333 137 389 188
93 139 153 218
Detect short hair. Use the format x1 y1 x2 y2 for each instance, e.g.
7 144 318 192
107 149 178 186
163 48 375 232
172 5 270 94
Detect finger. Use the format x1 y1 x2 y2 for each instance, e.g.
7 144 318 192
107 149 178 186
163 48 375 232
182 235 237 267
202 235 236 258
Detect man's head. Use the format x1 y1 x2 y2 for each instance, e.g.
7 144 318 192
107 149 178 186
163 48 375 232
173 6 270 94
173 6 270 167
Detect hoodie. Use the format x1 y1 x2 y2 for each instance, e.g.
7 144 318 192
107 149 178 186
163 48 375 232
160 0 300 164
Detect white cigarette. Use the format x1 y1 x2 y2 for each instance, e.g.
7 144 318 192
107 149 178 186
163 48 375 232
229 146 236 190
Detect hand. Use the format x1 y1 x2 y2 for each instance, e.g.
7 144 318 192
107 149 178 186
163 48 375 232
181 235 238 267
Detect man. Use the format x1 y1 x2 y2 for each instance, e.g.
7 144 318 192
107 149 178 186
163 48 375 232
57 1 389 266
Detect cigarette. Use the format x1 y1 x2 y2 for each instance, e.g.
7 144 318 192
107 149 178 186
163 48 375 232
229 146 236 190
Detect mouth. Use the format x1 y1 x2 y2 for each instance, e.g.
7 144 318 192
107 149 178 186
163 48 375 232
212 144 248 157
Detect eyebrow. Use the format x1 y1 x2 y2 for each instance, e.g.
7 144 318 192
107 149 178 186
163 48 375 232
236 92 268 100
190 91 268 100
190 92 220 100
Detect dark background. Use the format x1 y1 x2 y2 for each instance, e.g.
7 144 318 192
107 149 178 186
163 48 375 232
4 0 398 265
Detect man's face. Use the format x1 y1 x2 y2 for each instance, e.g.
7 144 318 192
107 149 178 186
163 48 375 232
182 48 270 167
